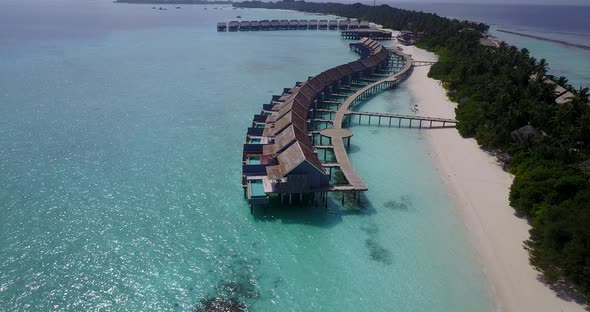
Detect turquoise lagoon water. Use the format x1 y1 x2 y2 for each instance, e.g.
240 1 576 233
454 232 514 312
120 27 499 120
0 1 494 311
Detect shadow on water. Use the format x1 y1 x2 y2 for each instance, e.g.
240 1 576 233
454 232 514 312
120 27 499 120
250 191 377 228
361 222 393 265
345 143 362 155
383 194 413 211
359 194 416 265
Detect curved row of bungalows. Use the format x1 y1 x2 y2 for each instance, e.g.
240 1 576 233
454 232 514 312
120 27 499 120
242 38 390 205
217 19 365 31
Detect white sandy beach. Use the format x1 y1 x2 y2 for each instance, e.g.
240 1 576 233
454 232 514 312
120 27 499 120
401 45 588 312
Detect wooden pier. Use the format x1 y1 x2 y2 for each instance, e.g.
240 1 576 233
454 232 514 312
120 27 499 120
348 111 457 128
412 60 437 66
316 49 414 192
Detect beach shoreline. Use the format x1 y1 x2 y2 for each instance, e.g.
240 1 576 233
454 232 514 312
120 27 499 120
401 44 588 312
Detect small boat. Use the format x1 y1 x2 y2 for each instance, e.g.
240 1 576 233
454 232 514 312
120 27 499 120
176 6 181 9
158 7 167 10
236 15 242 18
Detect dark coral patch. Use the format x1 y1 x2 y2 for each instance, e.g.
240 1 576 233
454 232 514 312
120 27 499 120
366 238 392 265
195 298 247 312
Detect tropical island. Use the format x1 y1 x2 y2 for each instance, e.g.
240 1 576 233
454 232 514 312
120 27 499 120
115 0 232 4
235 0 590 309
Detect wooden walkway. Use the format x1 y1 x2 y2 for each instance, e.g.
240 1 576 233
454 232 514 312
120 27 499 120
318 50 415 191
412 60 436 66
348 111 457 128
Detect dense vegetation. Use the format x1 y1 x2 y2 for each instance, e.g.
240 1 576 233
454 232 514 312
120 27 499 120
236 0 590 298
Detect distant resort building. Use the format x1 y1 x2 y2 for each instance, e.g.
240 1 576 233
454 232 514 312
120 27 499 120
398 31 419 46
511 124 543 144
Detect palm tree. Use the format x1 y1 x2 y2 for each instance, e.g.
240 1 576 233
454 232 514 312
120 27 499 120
534 58 549 76
573 87 589 103
556 76 569 87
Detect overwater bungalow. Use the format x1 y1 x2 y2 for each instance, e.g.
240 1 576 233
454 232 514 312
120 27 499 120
250 20 260 31
298 19 308 30
358 21 370 29
289 20 299 30
228 21 239 32
270 20 280 30
318 20 328 30
217 22 227 32
260 20 270 31
239 21 250 31
328 20 339 30
338 20 350 30
308 19 318 30
280 19 289 30
349 20 360 29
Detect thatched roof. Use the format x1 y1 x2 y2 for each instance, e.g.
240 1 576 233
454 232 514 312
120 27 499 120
556 91 575 105
266 142 325 179
511 124 542 143
348 61 366 72
326 68 344 81
263 124 312 155
263 111 306 137
294 93 312 110
267 99 309 123
578 159 590 173
361 56 379 68
336 64 353 76
298 83 316 100
316 72 333 86
307 77 325 92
